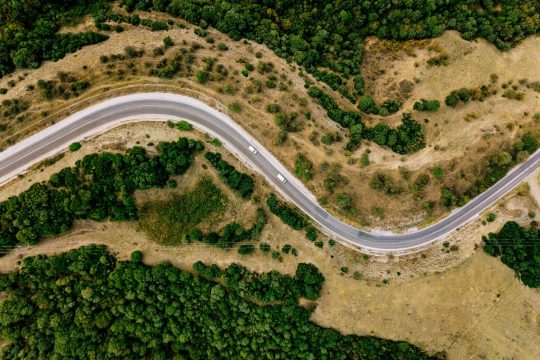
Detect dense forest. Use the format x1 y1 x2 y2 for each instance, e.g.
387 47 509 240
0 245 443 359
483 221 539 288
0 137 203 252
3 0 538 82
0 0 110 76
158 0 539 81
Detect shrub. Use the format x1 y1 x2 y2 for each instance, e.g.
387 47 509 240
305 226 318 241
228 102 242 113
238 244 255 255
413 99 440 112
196 70 209 84
294 153 314 182
266 193 307 230
69 142 81 152
176 120 193 131
163 36 174 47
266 103 281 113
204 152 254 198
483 221 540 287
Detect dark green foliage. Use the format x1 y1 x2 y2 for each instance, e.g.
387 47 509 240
189 208 267 249
369 173 403 196
294 153 314 182
266 103 281 113
0 0 110 76
483 221 539 287
445 92 460 107
37 72 90 101
412 174 431 191
204 152 254 199
163 36 174 47
195 70 209 83
309 87 424 154
0 88 7 95
266 193 307 230
237 244 255 255
0 246 430 358
305 225 318 242
445 88 473 107
363 113 425 155
380 99 402 115
0 137 202 252
0 98 30 118
413 99 440 112
69 142 81 152
1 13 108 76
163 0 538 83
308 86 361 129
358 95 378 114
274 112 302 132
176 120 192 130
427 54 449 66
259 243 270 253
310 69 344 90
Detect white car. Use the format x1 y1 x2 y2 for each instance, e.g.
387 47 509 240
248 145 258 154
277 173 287 183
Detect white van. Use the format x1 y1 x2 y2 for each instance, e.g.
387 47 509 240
248 145 258 154
277 173 287 183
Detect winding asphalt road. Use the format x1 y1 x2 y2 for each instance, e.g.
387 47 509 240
0 93 538 254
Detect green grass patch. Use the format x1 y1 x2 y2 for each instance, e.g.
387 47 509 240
138 177 227 245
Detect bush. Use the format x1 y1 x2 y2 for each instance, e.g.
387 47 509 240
69 142 81 152
266 103 281 113
294 153 314 182
259 243 270 253
163 36 174 47
228 102 242 113
204 152 254 198
483 221 540 287
305 226 318 241
238 244 255 255
413 99 440 112
266 193 307 230
176 120 192 131
196 70 209 84
445 92 459 107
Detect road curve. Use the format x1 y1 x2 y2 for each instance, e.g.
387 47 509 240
0 93 538 255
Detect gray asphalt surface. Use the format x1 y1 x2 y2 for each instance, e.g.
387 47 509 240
0 95 538 254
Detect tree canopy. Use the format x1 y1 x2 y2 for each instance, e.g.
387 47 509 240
483 221 539 288
0 245 443 359
0 137 203 253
